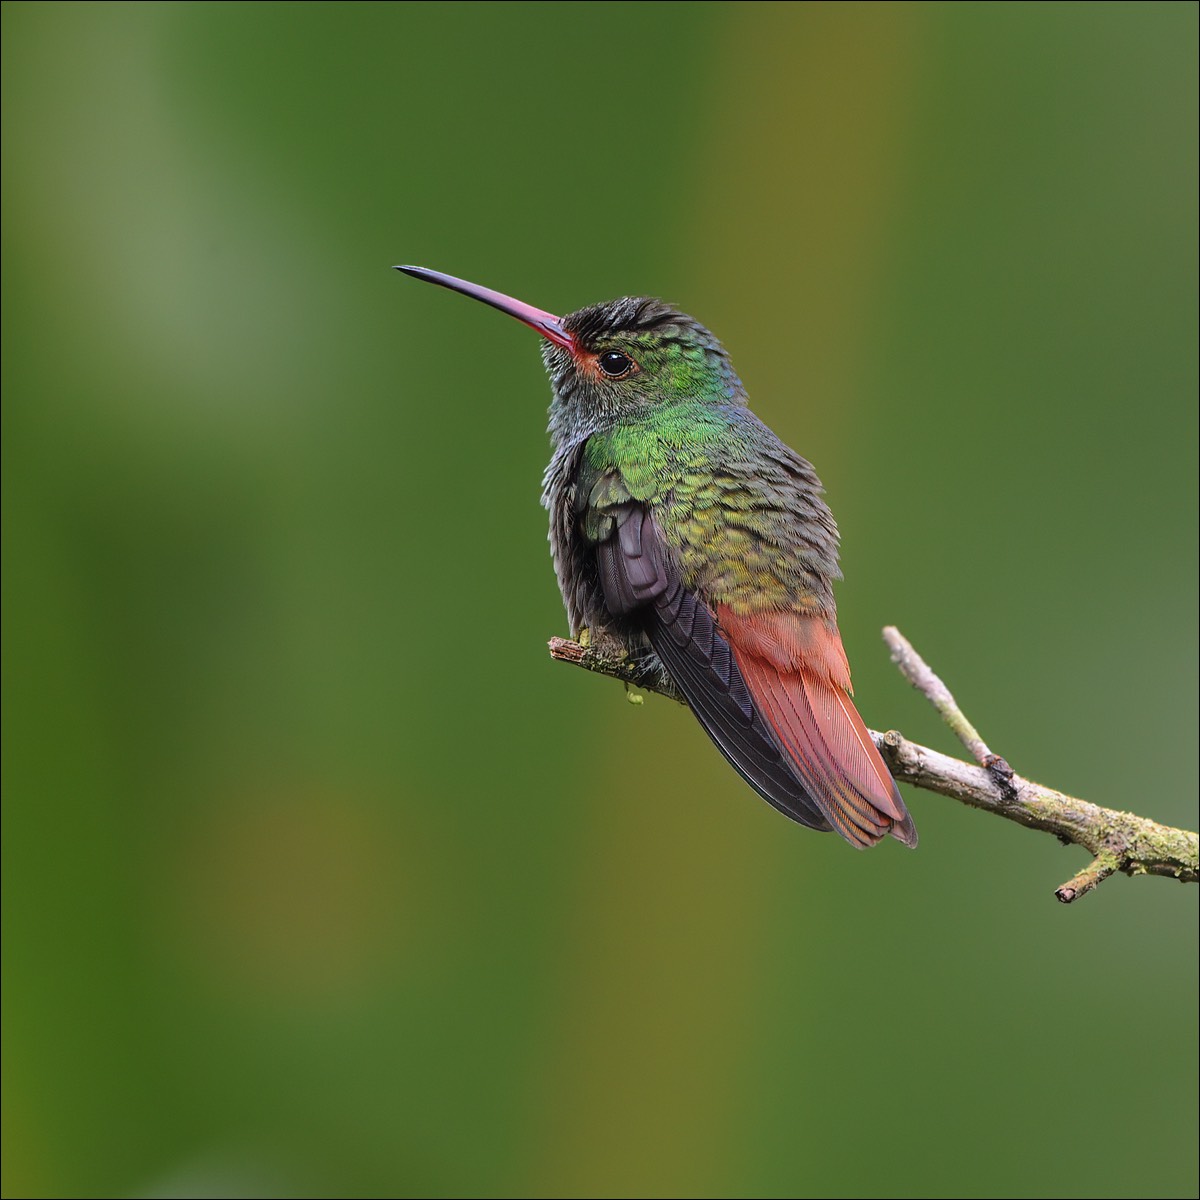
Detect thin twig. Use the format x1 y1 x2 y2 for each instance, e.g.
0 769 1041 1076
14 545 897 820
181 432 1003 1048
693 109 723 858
547 629 1198 903
882 627 996 768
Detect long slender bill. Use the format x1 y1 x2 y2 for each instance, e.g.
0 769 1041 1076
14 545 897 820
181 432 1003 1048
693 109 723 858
394 265 573 349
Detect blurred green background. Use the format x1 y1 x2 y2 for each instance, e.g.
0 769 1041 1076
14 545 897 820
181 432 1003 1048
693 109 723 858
3 3 1197 1197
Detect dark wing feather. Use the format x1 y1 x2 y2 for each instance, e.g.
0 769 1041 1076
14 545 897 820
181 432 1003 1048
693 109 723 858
594 504 830 832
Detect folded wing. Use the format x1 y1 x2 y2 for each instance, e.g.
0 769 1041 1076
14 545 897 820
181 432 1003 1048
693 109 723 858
593 500 916 848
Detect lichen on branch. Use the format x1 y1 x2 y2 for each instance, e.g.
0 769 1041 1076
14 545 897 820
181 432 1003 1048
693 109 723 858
547 628 1198 904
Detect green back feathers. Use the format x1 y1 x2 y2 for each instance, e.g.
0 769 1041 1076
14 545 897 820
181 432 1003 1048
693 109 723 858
582 406 840 616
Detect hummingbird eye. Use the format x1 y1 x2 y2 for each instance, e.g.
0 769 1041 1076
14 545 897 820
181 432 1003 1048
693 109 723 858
597 350 636 379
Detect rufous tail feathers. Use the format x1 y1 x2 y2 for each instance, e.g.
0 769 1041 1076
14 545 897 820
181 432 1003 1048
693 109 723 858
717 607 917 849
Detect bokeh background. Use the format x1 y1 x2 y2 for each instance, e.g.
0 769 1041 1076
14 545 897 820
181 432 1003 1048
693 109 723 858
4 3 1197 1197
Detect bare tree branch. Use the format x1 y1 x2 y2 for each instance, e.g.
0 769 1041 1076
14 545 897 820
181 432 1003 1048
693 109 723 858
547 629 1198 903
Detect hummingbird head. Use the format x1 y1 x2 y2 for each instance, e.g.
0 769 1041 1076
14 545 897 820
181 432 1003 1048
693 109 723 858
549 296 747 428
395 267 747 445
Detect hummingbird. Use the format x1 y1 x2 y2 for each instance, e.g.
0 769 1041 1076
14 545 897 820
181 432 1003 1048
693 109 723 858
396 266 917 849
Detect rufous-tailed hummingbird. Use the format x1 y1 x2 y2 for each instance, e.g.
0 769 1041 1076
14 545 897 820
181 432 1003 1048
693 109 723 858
396 266 916 849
